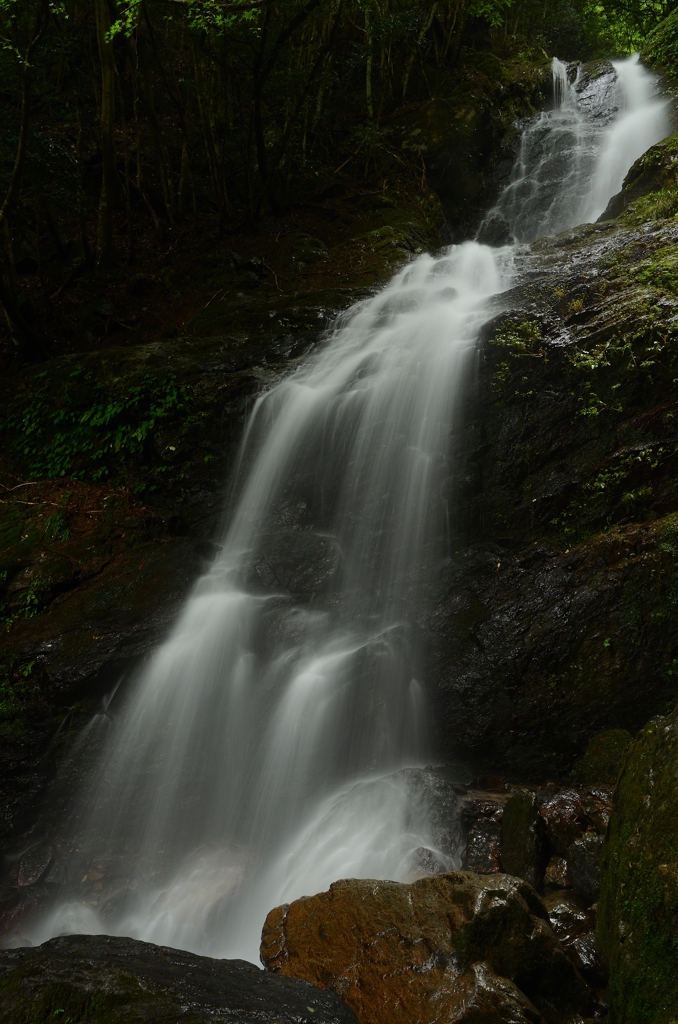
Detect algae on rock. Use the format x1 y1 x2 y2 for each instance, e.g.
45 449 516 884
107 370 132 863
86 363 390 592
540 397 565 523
598 707 678 1024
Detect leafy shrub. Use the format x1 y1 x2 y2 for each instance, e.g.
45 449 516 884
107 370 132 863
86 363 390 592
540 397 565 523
2 369 182 483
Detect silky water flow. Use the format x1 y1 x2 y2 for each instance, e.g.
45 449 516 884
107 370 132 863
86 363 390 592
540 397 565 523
479 54 670 243
26 54 670 962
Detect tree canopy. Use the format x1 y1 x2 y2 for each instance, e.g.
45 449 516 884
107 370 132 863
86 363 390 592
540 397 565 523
0 0 675 363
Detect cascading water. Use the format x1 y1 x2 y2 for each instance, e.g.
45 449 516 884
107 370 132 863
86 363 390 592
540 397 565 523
30 243 509 961
25 54 671 963
479 54 669 243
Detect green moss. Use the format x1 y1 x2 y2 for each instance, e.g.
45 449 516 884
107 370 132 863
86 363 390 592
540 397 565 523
573 729 633 785
620 188 678 226
0 977 149 1024
642 9 678 83
598 708 678 1023
490 319 542 353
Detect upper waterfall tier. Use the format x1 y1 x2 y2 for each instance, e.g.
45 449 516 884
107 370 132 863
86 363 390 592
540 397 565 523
479 55 670 244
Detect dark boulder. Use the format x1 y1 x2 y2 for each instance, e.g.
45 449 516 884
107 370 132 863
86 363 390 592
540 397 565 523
466 818 503 874
0 934 359 1024
539 789 589 856
574 729 633 786
501 792 548 889
542 890 591 947
567 832 603 906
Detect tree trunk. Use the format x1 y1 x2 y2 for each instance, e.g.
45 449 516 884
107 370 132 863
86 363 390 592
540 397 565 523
365 8 373 118
402 3 437 103
94 0 116 269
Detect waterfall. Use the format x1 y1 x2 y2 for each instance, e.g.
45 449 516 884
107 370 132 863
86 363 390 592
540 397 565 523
586 55 671 219
479 54 669 244
26 54 670 963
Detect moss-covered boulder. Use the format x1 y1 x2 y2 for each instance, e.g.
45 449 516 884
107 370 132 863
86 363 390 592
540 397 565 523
598 708 678 1024
598 133 678 225
501 792 548 888
0 934 359 1024
574 729 633 785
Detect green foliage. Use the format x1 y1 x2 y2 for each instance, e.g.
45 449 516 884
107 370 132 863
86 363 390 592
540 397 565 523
106 0 143 40
622 188 678 224
641 4 678 76
185 0 263 31
2 371 183 483
552 445 672 535
468 0 514 28
490 319 541 352
491 360 512 393
593 0 677 53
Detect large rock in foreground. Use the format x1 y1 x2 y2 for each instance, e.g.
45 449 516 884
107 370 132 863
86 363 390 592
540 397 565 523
0 934 358 1024
261 872 593 1024
598 709 678 1024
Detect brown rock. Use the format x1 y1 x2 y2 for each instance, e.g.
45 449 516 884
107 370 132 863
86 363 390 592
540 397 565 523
543 855 570 891
466 819 502 874
539 789 588 855
442 962 541 1023
542 890 591 947
260 872 593 1024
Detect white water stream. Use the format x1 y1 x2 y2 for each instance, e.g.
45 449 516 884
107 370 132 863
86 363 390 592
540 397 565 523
26 55 670 962
480 54 669 243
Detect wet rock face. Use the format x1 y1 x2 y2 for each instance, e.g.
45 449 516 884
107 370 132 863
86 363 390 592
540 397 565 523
542 890 607 989
598 707 678 1024
427 212 678 779
567 832 603 905
458 780 611 905
261 872 594 1024
0 934 359 1024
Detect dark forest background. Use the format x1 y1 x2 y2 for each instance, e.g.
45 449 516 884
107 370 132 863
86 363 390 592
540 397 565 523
0 0 675 367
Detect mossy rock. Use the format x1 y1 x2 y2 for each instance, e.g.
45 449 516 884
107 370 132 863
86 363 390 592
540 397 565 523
501 792 548 889
597 708 678 1023
599 134 678 225
574 729 633 785
642 8 678 86
0 933 359 1024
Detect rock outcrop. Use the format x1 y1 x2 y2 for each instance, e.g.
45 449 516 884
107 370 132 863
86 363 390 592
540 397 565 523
598 707 678 1024
261 872 594 1024
427 208 678 779
0 934 359 1024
